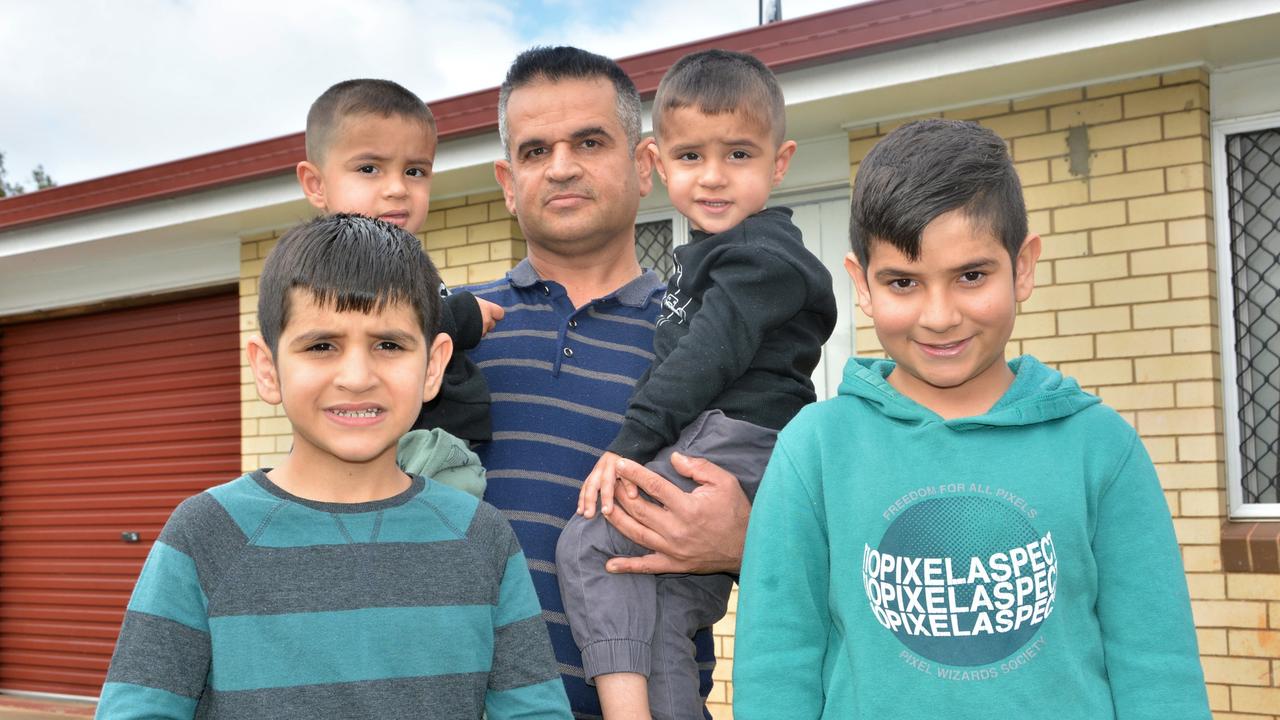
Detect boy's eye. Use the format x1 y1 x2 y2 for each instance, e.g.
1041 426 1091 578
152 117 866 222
357 165 377 174
406 167 429 178
678 152 700 161
307 342 336 353
376 341 403 352
730 150 750 160
960 271 986 284
888 278 916 291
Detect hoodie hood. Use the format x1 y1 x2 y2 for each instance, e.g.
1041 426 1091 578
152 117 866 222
838 356 1099 430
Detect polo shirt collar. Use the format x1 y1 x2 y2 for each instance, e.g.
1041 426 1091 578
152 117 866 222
508 258 662 309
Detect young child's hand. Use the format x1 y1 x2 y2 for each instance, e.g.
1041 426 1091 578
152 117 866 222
477 298 505 335
579 451 624 519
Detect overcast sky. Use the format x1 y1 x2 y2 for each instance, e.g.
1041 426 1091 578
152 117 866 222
0 0 854 189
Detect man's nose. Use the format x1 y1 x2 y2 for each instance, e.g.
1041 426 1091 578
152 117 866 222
546 144 583 182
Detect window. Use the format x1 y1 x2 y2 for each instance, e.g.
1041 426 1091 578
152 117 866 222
635 211 688 282
1216 117 1280 517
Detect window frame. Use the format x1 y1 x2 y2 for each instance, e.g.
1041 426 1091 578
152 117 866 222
1212 110 1280 519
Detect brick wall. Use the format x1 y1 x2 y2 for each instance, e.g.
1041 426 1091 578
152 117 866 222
237 190 524 471
840 68 1280 719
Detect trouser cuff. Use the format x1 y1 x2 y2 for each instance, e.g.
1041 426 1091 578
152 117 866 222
581 639 651 685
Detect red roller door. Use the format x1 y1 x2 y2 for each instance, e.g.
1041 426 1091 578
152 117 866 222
0 291 240 697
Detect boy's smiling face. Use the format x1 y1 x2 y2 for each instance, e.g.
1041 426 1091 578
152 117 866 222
250 289 449 472
298 113 436 233
653 107 795 234
848 210 1040 418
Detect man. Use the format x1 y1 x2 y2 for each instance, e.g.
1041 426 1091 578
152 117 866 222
468 46 750 718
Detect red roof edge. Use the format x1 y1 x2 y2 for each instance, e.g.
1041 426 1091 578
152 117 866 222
0 0 1137 233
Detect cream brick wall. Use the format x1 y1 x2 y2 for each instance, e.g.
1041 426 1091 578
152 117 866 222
238 190 524 471
843 69 1280 720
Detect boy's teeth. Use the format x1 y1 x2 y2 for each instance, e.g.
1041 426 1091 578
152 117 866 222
333 408 380 417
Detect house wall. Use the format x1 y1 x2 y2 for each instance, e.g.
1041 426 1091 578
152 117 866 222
840 68 1279 719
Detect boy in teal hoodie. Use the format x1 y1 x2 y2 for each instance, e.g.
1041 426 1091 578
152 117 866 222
733 119 1210 719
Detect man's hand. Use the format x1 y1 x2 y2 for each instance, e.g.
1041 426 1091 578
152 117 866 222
604 452 750 575
578 451 623 519
476 298 505 335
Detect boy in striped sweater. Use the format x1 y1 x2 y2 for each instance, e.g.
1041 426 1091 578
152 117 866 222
97 214 571 719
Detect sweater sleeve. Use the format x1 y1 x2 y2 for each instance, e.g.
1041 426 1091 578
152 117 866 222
733 441 830 719
1093 434 1211 719
608 246 810 462
485 511 574 719
95 499 212 719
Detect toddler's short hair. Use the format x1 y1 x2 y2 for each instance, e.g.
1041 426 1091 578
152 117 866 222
305 79 436 163
651 49 786 146
849 119 1028 267
257 214 442 355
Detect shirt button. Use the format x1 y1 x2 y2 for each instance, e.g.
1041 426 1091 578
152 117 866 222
542 285 551 296
568 319 578 328
563 347 574 358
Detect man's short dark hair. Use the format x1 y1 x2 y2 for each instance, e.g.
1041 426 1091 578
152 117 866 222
652 49 786 146
849 119 1028 268
305 79 437 163
257 214 442 355
497 46 641 158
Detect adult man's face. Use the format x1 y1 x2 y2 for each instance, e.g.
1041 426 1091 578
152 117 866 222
495 77 652 259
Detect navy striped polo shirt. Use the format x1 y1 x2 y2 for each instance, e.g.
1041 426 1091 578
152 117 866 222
468 259 716 719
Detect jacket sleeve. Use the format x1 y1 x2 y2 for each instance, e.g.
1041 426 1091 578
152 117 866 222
95 499 212 719
484 510 574 719
733 441 830 719
1093 434 1211 719
608 246 810 462
444 291 485 352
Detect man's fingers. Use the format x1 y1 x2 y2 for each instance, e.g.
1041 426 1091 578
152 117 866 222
669 452 734 488
615 455 682 506
605 553 684 575
604 496 674 555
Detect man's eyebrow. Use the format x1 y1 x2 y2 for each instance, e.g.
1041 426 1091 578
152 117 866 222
570 126 611 142
515 138 547 157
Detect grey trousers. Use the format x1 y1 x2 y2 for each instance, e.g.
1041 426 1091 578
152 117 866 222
556 410 777 720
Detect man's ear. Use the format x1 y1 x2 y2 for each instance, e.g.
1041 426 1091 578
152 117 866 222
845 251 875 319
1014 233 1043 303
422 332 454 403
296 161 328 212
772 140 798 187
494 159 517 217
647 140 668 187
635 137 656 198
246 335 283 405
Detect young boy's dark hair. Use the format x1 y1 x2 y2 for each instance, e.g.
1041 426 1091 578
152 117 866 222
849 118 1027 267
257 212 442 355
651 48 786 145
497 45 642 157
305 78 437 163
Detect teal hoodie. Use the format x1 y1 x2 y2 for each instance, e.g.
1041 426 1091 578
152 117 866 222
734 356 1209 719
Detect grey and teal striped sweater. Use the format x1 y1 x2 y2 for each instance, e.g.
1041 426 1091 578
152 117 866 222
96 470 571 719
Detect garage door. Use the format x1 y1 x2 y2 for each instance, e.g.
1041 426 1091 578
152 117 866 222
0 291 240 697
